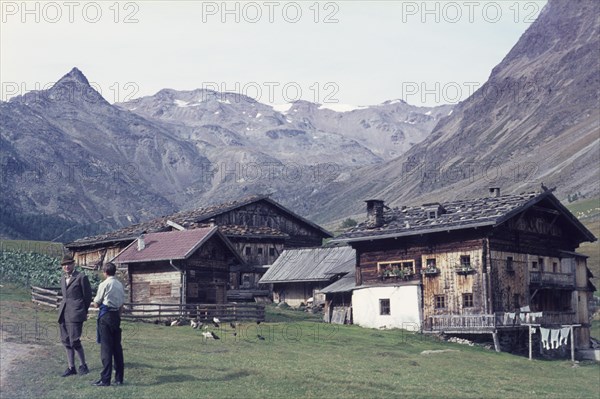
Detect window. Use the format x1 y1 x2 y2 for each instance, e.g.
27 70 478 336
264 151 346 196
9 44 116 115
379 299 391 315
426 258 436 268
463 293 474 308
506 256 514 272
531 261 538 269
428 211 436 219
435 295 446 309
552 262 558 273
378 260 415 277
245 247 252 256
538 257 544 272
257 247 263 256
460 255 471 268
269 247 276 256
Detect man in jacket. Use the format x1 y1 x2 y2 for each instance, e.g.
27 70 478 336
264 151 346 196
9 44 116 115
58 254 92 377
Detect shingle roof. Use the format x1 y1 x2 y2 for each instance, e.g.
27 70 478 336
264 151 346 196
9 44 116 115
114 227 217 263
333 190 596 243
320 270 356 294
67 194 328 248
259 246 355 283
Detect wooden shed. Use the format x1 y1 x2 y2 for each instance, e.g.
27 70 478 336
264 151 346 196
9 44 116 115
333 188 597 352
259 246 355 307
113 227 244 305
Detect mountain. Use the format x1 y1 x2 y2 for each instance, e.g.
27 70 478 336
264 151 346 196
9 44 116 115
117 90 452 164
1 68 213 240
0 69 449 241
307 0 600 224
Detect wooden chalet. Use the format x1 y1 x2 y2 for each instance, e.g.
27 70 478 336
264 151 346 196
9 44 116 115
259 246 355 308
113 227 244 304
65 195 332 301
332 188 597 352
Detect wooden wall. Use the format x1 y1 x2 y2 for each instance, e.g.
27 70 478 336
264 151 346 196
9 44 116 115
273 282 328 307
421 247 485 320
129 261 181 304
73 243 128 268
184 235 233 304
230 240 285 267
214 200 325 247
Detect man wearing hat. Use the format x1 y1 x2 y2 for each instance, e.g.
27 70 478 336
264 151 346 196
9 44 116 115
58 254 92 377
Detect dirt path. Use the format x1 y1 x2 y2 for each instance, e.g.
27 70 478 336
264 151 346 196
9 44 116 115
0 340 44 389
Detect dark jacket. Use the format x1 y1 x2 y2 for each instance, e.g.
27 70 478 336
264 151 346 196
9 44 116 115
58 270 93 323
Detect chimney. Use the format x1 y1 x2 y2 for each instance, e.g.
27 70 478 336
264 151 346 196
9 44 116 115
137 234 145 251
365 199 385 228
489 187 501 198
208 218 217 227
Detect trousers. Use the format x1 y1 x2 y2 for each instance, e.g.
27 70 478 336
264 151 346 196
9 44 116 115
98 311 124 383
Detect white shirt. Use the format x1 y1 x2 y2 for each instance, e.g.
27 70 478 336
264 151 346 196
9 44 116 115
94 276 125 309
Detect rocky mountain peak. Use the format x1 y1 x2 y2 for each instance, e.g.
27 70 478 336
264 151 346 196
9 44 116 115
56 67 91 86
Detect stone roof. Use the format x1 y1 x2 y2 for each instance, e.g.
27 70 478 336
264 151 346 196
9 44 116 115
333 190 596 243
67 194 327 248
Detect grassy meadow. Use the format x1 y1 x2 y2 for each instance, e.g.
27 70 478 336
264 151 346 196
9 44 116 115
1 285 599 399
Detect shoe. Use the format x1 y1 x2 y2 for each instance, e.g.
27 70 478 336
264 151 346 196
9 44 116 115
92 379 110 386
113 380 123 385
61 367 77 377
79 364 89 375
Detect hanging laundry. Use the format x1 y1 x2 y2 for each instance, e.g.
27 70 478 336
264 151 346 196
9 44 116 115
504 312 515 325
530 312 543 321
519 313 526 323
550 329 560 349
560 327 570 345
540 327 550 349
530 327 537 334
520 306 531 312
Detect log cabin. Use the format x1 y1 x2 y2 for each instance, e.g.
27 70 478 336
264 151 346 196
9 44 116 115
332 188 597 351
113 227 244 304
259 246 355 307
65 195 332 301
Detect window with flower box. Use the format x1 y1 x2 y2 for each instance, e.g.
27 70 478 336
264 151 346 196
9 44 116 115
377 260 415 279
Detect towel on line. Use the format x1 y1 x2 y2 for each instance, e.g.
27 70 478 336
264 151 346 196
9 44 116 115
560 327 570 345
540 327 550 350
550 329 560 349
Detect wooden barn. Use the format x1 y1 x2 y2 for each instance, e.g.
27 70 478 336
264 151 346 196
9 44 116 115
259 246 355 308
65 195 332 301
332 188 596 351
113 227 244 304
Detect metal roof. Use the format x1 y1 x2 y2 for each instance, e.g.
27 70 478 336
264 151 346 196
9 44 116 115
259 246 355 283
113 227 243 264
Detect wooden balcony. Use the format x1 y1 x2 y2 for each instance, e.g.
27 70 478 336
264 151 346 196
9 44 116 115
423 311 576 333
529 271 575 288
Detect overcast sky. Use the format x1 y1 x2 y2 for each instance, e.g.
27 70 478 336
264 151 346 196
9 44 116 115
1 0 547 106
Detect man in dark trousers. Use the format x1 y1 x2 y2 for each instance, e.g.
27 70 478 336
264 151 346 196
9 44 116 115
92 262 125 387
58 254 92 377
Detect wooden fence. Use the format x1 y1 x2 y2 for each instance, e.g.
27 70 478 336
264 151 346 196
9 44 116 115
122 302 265 322
30 286 264 321
424 311 577 333
31 286 61 308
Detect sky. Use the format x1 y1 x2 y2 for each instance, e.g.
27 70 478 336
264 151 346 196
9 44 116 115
1 0 547 107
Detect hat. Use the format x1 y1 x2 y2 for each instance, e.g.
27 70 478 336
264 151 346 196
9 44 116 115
61 254 75 265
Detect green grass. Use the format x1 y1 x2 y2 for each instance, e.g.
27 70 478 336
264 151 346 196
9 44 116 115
1 291 599 399
564 198 600 295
